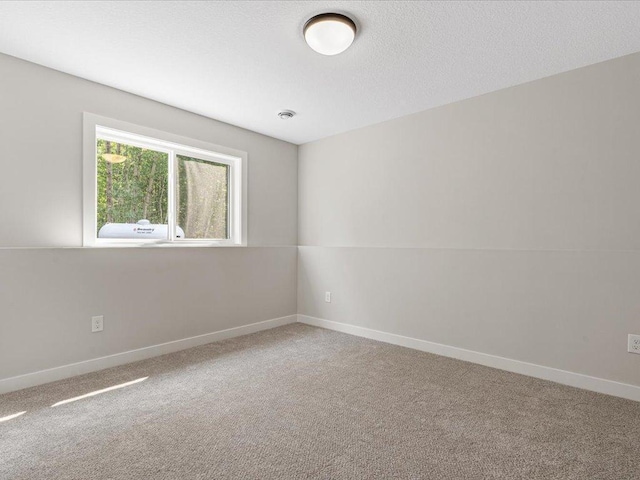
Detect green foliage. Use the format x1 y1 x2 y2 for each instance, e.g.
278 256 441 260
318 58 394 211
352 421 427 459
97 140 168 233
177 155 229 239
96 140 229 239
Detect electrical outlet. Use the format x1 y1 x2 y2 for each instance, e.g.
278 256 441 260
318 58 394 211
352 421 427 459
92 315 104 333
325 291 331 303
629 334 640 354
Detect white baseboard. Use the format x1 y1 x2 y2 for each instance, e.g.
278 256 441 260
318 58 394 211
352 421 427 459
0 315 297 395
298 314 640 402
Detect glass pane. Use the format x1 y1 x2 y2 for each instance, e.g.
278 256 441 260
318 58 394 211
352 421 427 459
176 155 229 239
96 139 169 239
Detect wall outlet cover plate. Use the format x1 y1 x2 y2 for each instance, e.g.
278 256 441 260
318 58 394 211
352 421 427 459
92 315 104 333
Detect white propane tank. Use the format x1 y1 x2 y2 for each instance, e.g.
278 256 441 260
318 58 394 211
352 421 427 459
98 219 185 239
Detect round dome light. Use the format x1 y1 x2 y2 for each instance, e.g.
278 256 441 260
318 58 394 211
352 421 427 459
102 154 127 164
304 13 356 56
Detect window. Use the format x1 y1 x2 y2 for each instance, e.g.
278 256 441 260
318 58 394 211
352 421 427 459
83 114 247 246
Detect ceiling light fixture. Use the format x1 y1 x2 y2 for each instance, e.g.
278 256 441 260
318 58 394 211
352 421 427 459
102 153 127 164
304 13 356 56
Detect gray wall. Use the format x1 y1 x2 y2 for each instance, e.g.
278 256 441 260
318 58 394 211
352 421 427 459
3 49 640 389
0 53 298 380
298 53 640 387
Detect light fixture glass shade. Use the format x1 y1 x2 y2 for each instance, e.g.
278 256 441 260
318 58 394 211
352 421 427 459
102 154 127 164
304 13 356 56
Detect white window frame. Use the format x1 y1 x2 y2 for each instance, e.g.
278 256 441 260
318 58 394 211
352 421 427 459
83 113 247 247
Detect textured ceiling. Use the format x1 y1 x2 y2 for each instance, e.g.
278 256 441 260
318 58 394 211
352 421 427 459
1 1 640 144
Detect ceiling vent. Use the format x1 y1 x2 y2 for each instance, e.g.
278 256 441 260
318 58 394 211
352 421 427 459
278 110 296 120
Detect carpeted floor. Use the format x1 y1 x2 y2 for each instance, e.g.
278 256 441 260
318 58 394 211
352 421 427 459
1 324 639 479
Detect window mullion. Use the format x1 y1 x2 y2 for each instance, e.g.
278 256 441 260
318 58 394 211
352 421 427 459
168 149 177 242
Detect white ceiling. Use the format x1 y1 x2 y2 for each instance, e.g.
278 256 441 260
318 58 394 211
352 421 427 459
1 1 640 145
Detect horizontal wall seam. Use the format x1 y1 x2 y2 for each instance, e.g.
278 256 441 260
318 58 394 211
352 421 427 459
297 245 640 253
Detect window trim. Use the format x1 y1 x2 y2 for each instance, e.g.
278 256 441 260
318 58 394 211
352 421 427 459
83 113 247 247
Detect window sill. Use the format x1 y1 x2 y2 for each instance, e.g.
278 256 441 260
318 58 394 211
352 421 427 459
85 241 246 248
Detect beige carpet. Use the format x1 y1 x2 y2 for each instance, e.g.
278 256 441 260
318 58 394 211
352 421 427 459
1 324 638 479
